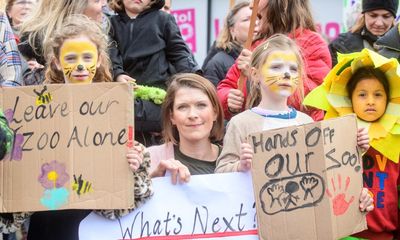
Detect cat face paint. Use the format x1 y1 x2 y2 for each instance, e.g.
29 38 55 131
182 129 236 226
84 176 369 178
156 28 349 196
59 36 98 84
260 50 299 97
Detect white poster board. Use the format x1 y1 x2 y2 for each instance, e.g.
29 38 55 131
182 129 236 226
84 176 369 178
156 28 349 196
79 172 258 240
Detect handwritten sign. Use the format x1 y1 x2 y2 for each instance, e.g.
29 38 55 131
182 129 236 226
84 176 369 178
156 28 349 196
250 115 366 240
79 172 258 240
0 83 134 212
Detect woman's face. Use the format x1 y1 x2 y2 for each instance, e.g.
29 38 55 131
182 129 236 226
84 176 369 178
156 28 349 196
230 6 258 45
170 87 217 144
57 35 100 84
83 0 106 23
364 9 394 36
7 0 36 26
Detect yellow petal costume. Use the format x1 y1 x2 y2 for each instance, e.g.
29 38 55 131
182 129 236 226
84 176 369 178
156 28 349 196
304 49 400 163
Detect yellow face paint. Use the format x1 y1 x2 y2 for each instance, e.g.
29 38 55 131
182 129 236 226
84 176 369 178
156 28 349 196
59 36 98 84
260 51 299 97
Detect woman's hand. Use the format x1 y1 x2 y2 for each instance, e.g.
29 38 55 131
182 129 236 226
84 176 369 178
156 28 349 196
227 89 244 113
238 142 253 172
150 159 191 185
237 48 252 77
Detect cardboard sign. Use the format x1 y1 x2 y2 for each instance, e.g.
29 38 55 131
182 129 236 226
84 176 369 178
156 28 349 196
249 115 366 240
79 172 258 240
0 83 134 212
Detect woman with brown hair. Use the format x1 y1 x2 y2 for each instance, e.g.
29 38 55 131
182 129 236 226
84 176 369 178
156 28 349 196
217 0 331 122
149 73 224 181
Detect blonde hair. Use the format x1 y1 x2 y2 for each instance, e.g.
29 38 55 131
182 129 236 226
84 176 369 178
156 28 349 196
247 34 305 109
19 0 89 58
162 73 224 145
257 0 316 40
215 1 250 51
351 14 395 33
44 15 112 84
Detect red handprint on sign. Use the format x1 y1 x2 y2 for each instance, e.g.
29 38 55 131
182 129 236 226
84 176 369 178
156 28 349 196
326 174 354 216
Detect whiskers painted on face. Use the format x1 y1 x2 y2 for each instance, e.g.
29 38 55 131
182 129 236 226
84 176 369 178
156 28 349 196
263 75 299 85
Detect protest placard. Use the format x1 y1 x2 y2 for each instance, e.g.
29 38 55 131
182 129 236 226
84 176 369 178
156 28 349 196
250 115 366 240
79 172 258 240
0 83 134 212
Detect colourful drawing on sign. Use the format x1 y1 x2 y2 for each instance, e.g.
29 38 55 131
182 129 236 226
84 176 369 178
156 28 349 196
34 85 53 105
72 174 93 196
40 187 69 210
126 125 133 148
38 160 70 210
38 160 70 189
326 174 355 216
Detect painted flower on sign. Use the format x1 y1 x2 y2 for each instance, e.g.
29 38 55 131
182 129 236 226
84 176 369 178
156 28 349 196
38 160 70 189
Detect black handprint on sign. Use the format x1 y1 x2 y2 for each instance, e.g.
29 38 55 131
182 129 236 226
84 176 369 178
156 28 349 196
300 176 319 200
267 183 284 208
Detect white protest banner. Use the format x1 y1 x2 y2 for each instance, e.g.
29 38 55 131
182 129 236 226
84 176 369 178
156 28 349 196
79 172 258 240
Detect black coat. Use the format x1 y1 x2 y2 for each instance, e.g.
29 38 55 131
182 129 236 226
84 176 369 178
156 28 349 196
202 46 240 86
109 9 199 89
376 24 400 61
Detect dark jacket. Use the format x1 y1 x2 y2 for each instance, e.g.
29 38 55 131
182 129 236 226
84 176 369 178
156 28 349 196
202 45 240 86
18 33 46 65
376 23 400 61
109 7 199 89
329 29 378 66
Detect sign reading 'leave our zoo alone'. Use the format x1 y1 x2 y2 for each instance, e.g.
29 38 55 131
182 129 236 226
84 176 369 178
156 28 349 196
0 83 134 212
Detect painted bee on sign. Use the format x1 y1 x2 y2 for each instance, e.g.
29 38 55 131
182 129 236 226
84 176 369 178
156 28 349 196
72 174 93 196
34 85 52 105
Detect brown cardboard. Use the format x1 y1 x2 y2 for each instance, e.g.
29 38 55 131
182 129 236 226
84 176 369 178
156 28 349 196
0 82 134 212
250 115 367 240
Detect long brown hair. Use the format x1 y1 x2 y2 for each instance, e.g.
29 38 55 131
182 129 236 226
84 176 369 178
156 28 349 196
44 15 112 84
257 0 316 40
162 73 224 145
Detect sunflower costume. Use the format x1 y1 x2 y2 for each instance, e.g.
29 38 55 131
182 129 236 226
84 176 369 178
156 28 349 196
304 49 400 239
304 49 400 163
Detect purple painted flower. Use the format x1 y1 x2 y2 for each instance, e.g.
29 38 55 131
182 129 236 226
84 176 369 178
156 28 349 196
11 134 23 161
38 160 70 189
4 109 13 124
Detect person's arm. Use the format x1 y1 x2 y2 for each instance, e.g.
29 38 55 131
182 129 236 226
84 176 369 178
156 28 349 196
0 14 22 86
164 14 200 74
108 18 131 82
217 63 242 120
215 118 244 173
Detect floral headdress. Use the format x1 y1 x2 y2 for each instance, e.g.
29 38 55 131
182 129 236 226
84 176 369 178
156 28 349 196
304 49 400 163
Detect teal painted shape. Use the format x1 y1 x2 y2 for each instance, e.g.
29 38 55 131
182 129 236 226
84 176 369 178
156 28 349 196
40 187 70 210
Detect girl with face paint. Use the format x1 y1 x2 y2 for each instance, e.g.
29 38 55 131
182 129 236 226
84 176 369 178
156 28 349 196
10 15 153 240
216 34 373 216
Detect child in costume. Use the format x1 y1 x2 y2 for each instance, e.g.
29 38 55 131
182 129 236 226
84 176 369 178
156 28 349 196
1 15 153 240
215 34 373 213
304 49 400 240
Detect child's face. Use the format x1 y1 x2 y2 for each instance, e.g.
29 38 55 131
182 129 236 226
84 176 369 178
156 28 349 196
351 77 387 122
259 50 299 97
170 87 217 143
123 0 152 17
57 35 99 84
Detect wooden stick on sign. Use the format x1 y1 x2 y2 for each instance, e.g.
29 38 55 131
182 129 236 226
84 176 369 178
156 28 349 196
237 0 259 92
230 0 235 9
